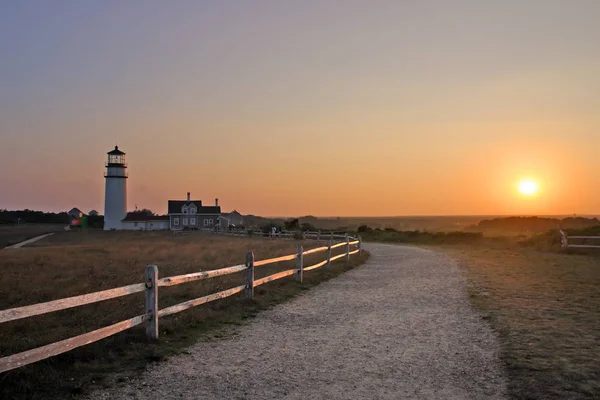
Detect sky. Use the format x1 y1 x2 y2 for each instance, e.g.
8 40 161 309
1 0 599 217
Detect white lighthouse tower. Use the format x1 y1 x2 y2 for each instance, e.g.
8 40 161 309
104 146 128 230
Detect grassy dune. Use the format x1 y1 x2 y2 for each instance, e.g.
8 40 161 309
0 230 368 399
446 246 600 400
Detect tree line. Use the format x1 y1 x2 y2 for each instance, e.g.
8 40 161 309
0 209 71 225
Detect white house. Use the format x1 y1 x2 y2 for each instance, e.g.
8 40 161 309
168 193 221 230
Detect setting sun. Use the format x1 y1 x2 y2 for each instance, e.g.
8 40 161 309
518 179 539 196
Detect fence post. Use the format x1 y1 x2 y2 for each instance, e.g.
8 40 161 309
345 233 350 264
358 235 362 256
326 239 332 268
245 251 254 300
317 230 321 241
560 230 568 249
145 265 158 340
296 245 303 282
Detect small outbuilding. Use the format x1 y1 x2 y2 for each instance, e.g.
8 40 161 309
218 210 245 229
68 208 84 219
121 213 170 231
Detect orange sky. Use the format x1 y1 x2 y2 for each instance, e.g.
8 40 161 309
1 1 599 216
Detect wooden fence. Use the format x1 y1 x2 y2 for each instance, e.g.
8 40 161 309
214 229 351 241
560 230 600 249
0 233 362 373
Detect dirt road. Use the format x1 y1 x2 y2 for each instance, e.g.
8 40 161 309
93 243 507 399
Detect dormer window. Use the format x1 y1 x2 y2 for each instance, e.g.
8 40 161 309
189 204 197 214
182 205 188 214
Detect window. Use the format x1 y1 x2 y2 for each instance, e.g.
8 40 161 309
173 217 179 226
183 217 188 226
189 205 197 214
203 218 214 226
190 217 196 225
182 205 188 214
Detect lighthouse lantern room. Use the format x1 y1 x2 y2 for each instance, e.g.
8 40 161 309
104 146 128 230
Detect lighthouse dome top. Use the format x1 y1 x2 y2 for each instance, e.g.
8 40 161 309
107 146 125 155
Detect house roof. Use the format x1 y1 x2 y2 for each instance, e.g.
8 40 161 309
167 200 221 215
122 213 169 222
107 146 125 155
168 200 201 214
68 208 83 215
197 206 221 214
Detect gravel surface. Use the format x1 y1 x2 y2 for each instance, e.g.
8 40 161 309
92 243 508 400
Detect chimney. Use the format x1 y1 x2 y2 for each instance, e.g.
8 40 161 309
187 192 190 202
215 198 219 207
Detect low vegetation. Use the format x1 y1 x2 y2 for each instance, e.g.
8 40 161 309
448 246 600 400
357 226 484 245
465 216 600 235
0 230 368 399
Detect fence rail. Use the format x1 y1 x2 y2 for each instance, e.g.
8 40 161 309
214 229 350 241
560 230 600 249
0 233 362 373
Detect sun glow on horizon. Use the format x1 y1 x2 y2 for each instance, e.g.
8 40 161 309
517 179 539 196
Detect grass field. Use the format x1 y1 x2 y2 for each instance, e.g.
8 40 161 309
443 246 600 400
0 230 368 399
0 224 65 248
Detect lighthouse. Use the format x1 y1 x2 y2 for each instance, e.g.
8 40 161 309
104 146 128 230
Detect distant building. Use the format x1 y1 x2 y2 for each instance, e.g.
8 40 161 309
68 208 84 219
121 213 170 231
168 193 221 230
88 210 99 217
218 210 244 229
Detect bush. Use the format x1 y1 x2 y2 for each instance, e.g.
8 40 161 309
260 223 283 234
357 225 372 233
284 218 300 231
361 229 483 245
300 222 317 232
292 231 304 240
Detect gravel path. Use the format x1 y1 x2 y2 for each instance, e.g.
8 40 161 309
93 243 507 400
4 233 54 249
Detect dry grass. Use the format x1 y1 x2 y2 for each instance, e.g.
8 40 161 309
0 230 368 399
0 224 65 248
444 246 600 400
